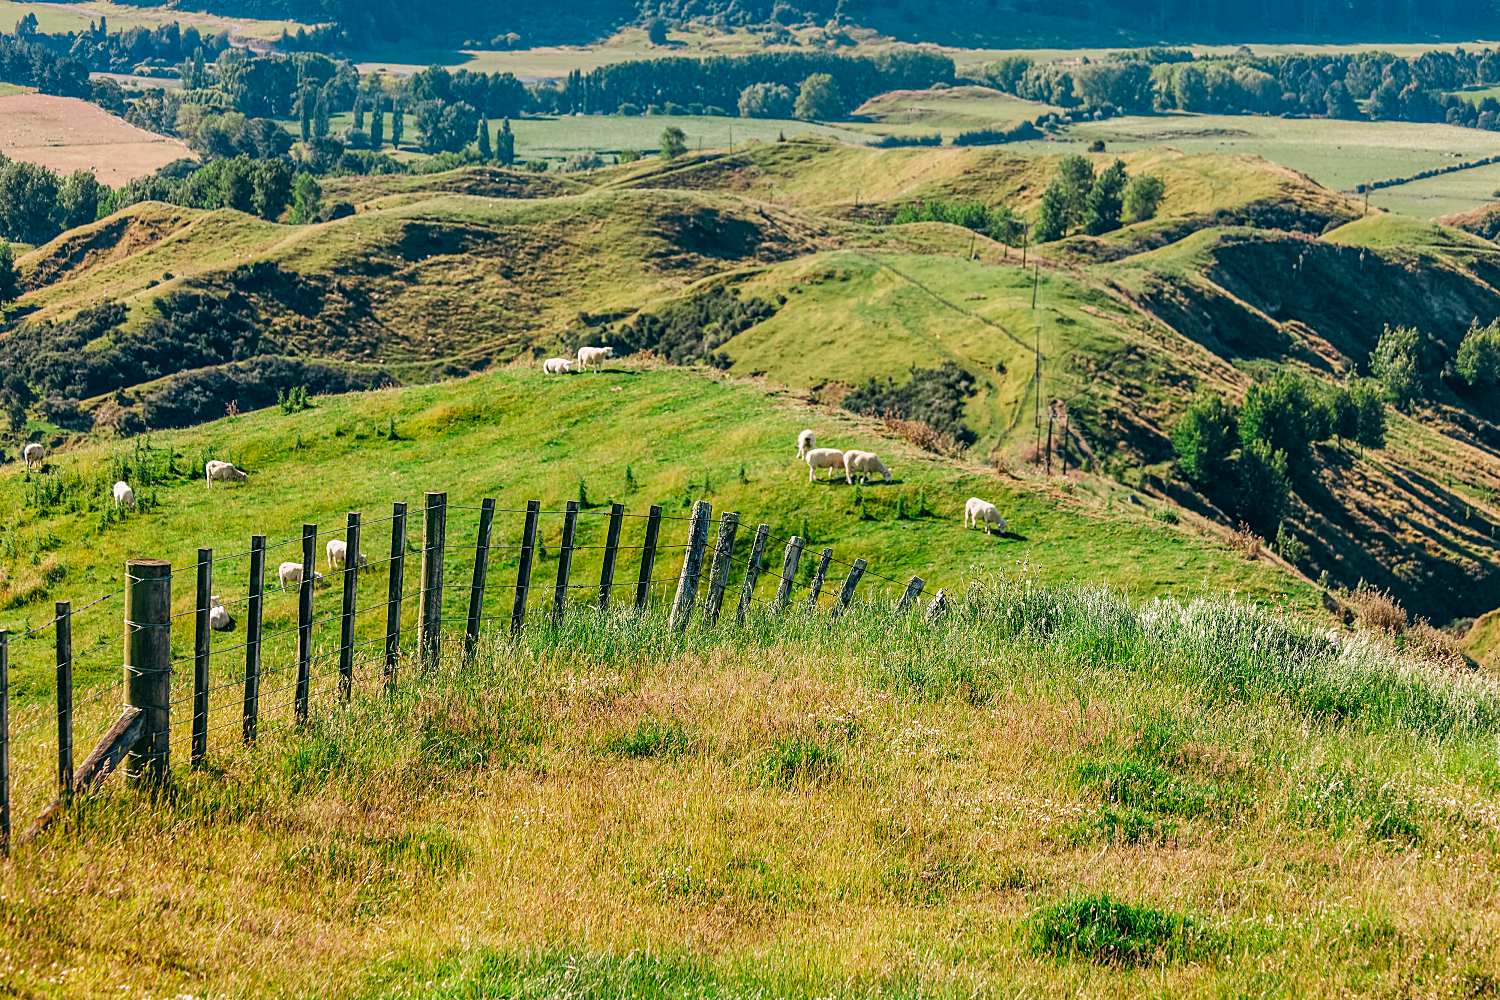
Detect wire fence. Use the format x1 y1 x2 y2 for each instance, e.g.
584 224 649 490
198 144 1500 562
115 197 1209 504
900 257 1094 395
0 493 945 853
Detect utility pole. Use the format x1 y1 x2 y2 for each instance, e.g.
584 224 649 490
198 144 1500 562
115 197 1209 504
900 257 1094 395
1033 263 1042 468
1021 227 1028 268
1045 400 1054 476
1060 406 1070 475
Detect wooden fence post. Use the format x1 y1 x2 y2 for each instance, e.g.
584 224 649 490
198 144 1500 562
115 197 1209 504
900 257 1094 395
897 576 925 612
737 523 770 624
339 512 361 702
833 558 867 617
806 548 832 610
553 501 578 627
0 630 7 855
670 500 712 632
243 536 265 744
193 549 212 764
635 505 663 611
124 559 171 787
465 498 495 658
295 525 315 724
773 536 804 611
703 511 739 627
55 601 72 803
418 493 446 670
385 502 407 692
598 502 624 609
926 589 948 623
512 500 540 635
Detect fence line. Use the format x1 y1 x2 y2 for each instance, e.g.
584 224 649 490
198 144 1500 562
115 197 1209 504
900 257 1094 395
0 493 942 854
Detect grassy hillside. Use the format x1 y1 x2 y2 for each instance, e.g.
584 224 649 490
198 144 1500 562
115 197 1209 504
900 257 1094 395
3 569 1497 996
0 362 1311 699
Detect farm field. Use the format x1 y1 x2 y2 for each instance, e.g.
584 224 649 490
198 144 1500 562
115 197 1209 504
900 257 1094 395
0 0 316 41
850 85 1059 138
1045 113 1500 214
1367 160 1500 218
0 92 189 184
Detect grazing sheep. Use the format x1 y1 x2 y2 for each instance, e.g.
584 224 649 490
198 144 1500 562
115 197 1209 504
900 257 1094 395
576 345 614 370
278 561 324 589
112 481 135 509
804 447 846 482
208 595 235 632
843 450 892 484
21 443 44 471
326 538 369 571
542 357 574 374
964 497 1007 535
205 460 248 484
796 429 816 459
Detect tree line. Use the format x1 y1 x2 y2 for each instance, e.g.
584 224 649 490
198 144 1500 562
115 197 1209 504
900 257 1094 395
980 46 1500 134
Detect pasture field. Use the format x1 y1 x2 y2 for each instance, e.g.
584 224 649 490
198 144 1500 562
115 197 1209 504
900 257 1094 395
1 551 1494 995
849 85 1059 138
0 92 189 184
1367 160 1500 218
0 0 315 40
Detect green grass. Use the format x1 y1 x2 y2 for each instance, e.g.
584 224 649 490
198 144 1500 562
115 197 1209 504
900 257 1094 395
849 85 1060 139
2 575 1496 995
1369 160 1500 219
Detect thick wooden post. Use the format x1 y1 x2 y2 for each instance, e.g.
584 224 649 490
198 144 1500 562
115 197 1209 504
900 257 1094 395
703 511 739 627
465 498 496 658
773 536 804 611
635 505 663 610
670 500 712 632
295 525 315 723
737 523 770 624
553 501 578 626
833 558 867 617
598 502 624 609
243 536 265 744
926 589 949 623
385 502 407 692
55 601 72 802
511 500 540 635
0 630 8 854
193 549 212 765
339 513 361 702
124 559 171 786
897 576 926 612
806 548 832 609
419 493 446 669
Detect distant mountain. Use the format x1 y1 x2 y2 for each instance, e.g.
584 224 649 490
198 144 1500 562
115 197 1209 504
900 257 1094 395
108 0 1500 49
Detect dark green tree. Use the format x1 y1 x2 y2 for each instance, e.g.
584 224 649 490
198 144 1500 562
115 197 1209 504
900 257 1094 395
1123 174 1165 223
58 170 101 230
477 115 492 158
794 73 844 120
369 102 384 149
1370 323 1432 410
312 88 331 139
1234 439 1290 536
391 103 405 148
1349 379 1387 450
1054 154 1095 230
1033 183 1069 243
290 172 322 224
0 161 60 245
1084 159 1128 235
1457 319 1500 388
1171 391 1237 488
497 118 516 166
0 241 18 305
251 159 293 220
1238 371 1323 467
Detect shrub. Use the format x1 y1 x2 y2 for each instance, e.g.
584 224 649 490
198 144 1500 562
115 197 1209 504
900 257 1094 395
1233 440 1289 536
1123 173 1166 223
1456 319 1500 388
1370 324 1438 410
1027 894 1215 966
602 285 779 366
1170 391 1236 488
1238 371 1326 467
843 362 978 447
737 82 794 119
793 72 845 120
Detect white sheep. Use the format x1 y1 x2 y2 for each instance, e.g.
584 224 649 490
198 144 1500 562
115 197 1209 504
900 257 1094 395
112 481 135 509
796 429 815 459
576 345 614 370
804 447 846 482
542 357 575 374
21 443 44 471
326 538 369 571
208 595 235 632
964 497 1007 535
278 561 324 589
205 460 248 485
843 450 892 484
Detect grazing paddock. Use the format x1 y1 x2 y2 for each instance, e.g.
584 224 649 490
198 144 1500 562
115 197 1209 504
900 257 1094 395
0 0 315 41
0 93 190 185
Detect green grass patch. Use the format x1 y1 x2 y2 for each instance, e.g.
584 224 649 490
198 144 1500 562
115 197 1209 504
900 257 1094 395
1027 893 1218 966
606 716 696 759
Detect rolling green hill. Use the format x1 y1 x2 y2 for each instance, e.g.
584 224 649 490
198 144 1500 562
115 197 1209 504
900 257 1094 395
5 140 1500 630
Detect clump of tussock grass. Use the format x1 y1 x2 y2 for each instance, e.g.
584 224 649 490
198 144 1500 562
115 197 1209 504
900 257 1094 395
1289 763 1427 844
606 716 696 759
1027 893 1220 966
